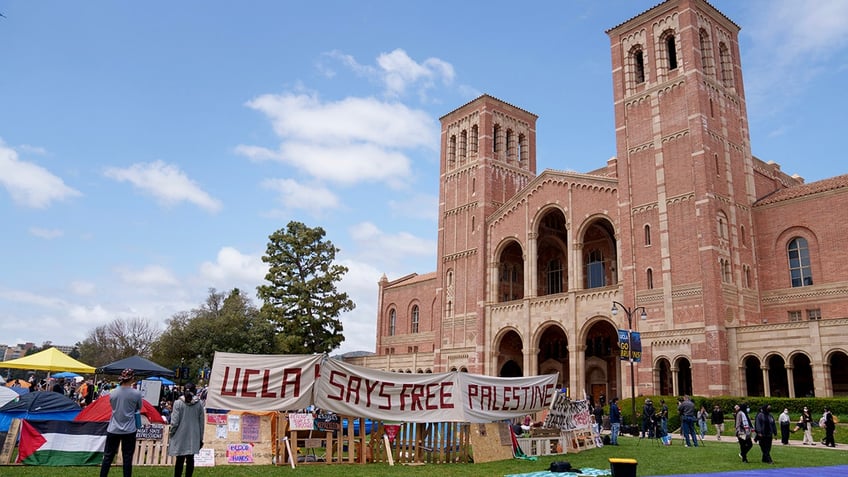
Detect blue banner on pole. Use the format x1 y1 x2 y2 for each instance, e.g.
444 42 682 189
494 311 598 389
618 329 642 362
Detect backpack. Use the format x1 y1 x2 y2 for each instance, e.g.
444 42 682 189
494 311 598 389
549 461 572 472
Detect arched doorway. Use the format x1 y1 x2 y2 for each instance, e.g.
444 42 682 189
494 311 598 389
744 356 764 396
583 320 618 405
767 355 788 397
676 357 693 396
829 351 848 396
791 353 814 397
537 325 568 387
656 357 673 395
496 329 524 377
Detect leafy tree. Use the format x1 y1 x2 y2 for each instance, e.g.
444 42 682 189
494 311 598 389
151 288 278 379
257 221 354 354
77 317 161 367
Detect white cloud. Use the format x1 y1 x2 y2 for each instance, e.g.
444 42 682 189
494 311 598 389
118 265 180 286
239 93 437 188
0 289 67 309
336 259 384 354
388 194 438 221
29 227 64 239
69 280 96 296
377 49 455 98
348 222 436 268
0 140 81 208
199 247 267 286
104 160 222 212
16 144 48 155
261 178 340 213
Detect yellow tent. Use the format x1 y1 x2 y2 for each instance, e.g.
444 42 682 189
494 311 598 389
0 347 95 374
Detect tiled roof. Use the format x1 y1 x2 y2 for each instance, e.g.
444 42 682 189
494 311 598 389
755 174 848 206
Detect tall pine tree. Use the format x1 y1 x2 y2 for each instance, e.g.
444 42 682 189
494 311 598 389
257 221 354 353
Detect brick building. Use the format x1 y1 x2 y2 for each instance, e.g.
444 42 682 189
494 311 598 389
349 0 848 400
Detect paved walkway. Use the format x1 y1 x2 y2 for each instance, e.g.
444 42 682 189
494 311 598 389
652 430 843 450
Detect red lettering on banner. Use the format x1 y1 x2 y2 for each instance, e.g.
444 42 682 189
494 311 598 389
218 366 305 399
327 370 345 401
281 368 301 397
365 379 379 407
440 382 454 408
346 376 363 404
261 369 275 398
242 368 260 397
221 366 241 396
378 382 394 410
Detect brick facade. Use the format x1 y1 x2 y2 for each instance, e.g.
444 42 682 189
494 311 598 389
350 0 848 400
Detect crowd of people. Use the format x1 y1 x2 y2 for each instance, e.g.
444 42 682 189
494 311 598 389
584 393 838 465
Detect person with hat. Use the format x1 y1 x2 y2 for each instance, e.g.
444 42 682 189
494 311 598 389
99 369 143 477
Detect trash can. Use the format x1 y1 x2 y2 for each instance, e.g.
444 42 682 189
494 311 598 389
609 458 638 477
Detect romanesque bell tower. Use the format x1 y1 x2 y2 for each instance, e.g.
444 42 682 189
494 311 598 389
434 95 537 373
607 0 758 395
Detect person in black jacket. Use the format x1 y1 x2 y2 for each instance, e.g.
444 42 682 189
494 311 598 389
822 407 836 447
641 399 656 438
711 404 725 440
754 404 777 464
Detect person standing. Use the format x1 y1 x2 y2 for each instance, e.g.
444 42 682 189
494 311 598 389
592 402 604 436
735 404 754 463
697 405 709 442
800 406 815 445
778 408 791 445
711 404 725 440
659 399 669 436
609 397 621 445
641 399 655 438
168 382 205 477
755 404 777 464
678 395 698 447
822 407 836 447
100 369 143 477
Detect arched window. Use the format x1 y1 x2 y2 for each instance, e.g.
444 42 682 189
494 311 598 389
647 268 654 289
699 28 713 76
448 135 456 168
388 309 396 336
547 259 563 294
634 48 645 84
587 249 606 288
788 237 813 287
719 42 733 87
493 124 500 153
470 125 479 154
459 130 467 162
471 215 476 233
717 212 729 240
740 225 747 247
644 224 652 246
411 305 419 333
743 265 752 288
665 33 678 70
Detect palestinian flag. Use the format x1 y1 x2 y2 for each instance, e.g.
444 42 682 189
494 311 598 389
18 420 108 466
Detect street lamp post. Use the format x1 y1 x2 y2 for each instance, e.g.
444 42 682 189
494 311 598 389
612 301 647 430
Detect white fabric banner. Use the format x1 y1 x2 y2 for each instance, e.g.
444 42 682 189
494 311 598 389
205 352 323 411
314 358 463 422
314 359 558 423
456 371 559 423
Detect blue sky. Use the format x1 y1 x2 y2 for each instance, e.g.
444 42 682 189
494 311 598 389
1 1 846 355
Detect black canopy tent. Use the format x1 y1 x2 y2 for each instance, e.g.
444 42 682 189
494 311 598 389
96 356 175 377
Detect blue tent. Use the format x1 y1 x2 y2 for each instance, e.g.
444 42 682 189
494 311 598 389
0 391 81 432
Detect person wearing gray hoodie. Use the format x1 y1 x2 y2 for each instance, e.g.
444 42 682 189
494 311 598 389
168 383 205 477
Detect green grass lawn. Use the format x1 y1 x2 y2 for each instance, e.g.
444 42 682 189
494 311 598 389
1 435 845 477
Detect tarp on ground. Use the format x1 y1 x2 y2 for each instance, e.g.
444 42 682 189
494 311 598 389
0 391 81 432
74 394 166 424
96 355 175 377
0 347 95 374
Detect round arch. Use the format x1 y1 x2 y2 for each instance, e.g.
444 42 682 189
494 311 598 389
493 327 524 377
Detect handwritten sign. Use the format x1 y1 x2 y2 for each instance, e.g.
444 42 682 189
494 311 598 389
288 413 314 431
241 414 261 442
195 448 215 467
207 413 228 425
314 412 341 431
226 443 254 463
